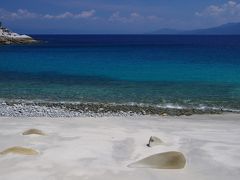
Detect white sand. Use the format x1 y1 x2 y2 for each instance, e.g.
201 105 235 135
0 114 240 180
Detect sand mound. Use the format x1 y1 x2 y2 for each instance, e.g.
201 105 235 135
147 136 163 147
128 151 186 169
0 146 38 156
22 129 45 136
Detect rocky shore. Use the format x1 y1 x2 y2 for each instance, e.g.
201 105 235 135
0 36 38 45
0 23 38 45
0 101 232 117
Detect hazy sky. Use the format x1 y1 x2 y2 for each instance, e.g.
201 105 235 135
1 0 240 34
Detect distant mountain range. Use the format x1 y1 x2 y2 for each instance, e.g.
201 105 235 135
152 22 240 35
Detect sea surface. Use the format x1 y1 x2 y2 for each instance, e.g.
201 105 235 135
1 35 240 115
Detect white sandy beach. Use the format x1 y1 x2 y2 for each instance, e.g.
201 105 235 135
0 114 240 180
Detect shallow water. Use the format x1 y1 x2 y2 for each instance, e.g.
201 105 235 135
1 35 240 114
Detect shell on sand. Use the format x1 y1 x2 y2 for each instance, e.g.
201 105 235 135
147 136 163 147
0 146 38 156
128 151 186 169
22 129 45 136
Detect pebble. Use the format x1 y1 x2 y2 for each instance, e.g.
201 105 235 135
0 101 225 117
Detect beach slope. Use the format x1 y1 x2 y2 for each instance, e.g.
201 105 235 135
0 114 240 180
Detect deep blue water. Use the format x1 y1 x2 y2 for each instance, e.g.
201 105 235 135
1 35 240 112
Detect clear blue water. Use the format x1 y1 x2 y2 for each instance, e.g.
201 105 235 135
1 35 240 112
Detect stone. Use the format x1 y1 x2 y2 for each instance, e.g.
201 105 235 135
22 129 45 136
147 136 163 147
162 113 168 116
0 146 38 156
128 151 186 169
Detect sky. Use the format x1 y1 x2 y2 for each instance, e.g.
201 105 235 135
1 0 240 34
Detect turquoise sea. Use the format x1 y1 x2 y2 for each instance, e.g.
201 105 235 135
1 35 240 115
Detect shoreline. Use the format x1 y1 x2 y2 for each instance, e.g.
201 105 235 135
0 36 38 45
1 100 239 117
0 114 240 180
0 24 38 45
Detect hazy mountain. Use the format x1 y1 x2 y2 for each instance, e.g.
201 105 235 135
152 23 240 35
151 28 183 34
